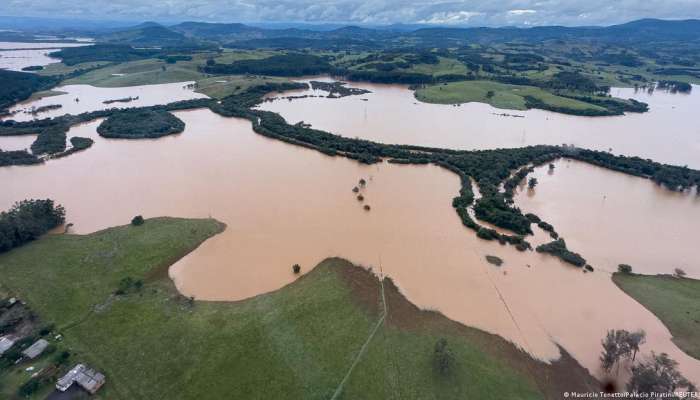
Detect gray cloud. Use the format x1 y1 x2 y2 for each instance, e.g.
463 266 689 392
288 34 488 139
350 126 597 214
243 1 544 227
2 0 700 26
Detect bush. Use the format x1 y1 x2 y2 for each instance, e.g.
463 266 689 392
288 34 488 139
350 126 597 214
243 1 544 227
433 338 454 375
292 264 301 274
131 215 145 226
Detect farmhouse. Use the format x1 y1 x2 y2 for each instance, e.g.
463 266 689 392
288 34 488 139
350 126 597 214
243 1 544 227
56 363 106 394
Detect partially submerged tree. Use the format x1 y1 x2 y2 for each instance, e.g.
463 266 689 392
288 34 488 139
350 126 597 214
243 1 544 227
292 264 301 274
628 352 693 396
600 329 646 374
674 268 686 278
528 177 538 189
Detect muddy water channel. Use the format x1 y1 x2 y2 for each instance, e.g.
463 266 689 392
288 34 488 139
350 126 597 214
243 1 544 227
0 42 87 71
3 82 208 122
515 159 700 278
1 107 698 381
259 80 700 169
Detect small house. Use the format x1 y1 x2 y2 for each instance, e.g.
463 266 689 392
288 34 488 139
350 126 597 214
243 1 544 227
22 338 49 359
56 363 106 395
0 335 18 356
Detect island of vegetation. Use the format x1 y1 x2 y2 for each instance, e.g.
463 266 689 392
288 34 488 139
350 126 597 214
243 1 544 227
96 109 186 139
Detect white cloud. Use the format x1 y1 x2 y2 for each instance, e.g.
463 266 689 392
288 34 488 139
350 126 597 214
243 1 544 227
508 9 537 15
419 11 484 24
2 0 700 26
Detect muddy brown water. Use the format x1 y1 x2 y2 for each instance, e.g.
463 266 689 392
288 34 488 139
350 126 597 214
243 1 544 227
259 79 700 169
3 83 208 122
515 158 700 278
0 42 87 72
1 107 698 382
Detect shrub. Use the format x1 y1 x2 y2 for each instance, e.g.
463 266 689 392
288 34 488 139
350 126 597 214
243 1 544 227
485 255 503 266
433 338 454 375
131 215 145 226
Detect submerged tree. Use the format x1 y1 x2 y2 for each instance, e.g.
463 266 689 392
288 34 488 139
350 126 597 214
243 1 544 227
601 329 646 374
292 264 301 274
528 177 538 189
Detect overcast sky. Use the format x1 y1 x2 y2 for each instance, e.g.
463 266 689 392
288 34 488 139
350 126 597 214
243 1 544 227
2 0 700 26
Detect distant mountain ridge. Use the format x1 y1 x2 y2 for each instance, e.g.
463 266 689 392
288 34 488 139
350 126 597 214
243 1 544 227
84 18 700 48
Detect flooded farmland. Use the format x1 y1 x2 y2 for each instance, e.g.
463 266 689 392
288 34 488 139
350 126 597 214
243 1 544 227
1 106 698 381
259 80 700 169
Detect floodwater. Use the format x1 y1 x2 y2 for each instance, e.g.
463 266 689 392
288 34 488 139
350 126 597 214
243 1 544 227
3 83 208 122
1 108 698 382
259 80 700 169
0 42 86 72
515 159 700 278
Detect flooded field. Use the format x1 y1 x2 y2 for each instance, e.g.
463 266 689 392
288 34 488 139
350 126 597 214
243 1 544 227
0 41 86 71
1 108 698 381
514 159 700 278
259 80 700 169
3 82 208 122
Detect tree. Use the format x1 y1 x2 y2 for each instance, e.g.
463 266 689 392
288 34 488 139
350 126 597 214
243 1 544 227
292 264 301 274
528 177 538 189
131 215 145 226
359 178 367 187
485 90 495 99
674 268 686 278
433 338 454 375
618 264 633 274
627 330 646 362
628 352 693 397
601 329 629 374
601 329 647 374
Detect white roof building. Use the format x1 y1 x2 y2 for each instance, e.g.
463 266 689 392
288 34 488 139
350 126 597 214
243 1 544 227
22 338 49 359
56 363 106 394
0 335 18 356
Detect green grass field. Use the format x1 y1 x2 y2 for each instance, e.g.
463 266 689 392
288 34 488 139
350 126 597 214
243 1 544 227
612 273 700 360
414 80 606 112
194 75 293 99
402 56 471 77
0 218 596 399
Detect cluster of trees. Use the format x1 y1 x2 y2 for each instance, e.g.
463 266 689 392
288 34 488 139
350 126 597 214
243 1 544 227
97 109 186 139
0 199 65 253
0 150 41 167
543 71 602 93
566 148 700 192
600 329 695 396
203 53 332 76
656 80 693 93
51 43 217 66
30 124 68 155
600 329 646 373
0 70 58 114
535 239 587 267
